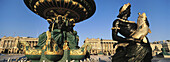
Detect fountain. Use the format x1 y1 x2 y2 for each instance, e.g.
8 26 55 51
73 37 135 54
22 0 96 62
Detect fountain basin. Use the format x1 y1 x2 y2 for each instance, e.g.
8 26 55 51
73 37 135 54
25 55 41 60
70 55 85 60
45 55 63 61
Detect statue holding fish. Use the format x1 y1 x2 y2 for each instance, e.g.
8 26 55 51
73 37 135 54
112 3 153 62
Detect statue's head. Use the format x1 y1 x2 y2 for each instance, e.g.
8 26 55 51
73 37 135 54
117 3 131 18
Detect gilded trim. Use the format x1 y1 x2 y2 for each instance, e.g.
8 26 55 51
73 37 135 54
118 19 135 23
25 49 42 55
44 48 63 55
112 27 120 30
63 40 70 50
70 47 87 55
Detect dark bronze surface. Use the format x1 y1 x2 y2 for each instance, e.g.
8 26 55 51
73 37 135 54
112 3 152 62
24 0 96 23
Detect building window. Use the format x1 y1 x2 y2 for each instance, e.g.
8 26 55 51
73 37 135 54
3 40 6 47
10 41 13 47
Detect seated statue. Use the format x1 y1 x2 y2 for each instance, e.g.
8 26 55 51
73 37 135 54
37 14 79 50
112 3 152 62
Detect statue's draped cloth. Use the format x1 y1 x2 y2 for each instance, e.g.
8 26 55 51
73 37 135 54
37 29 79 49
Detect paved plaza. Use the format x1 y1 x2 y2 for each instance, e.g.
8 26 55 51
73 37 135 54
0 54 25 62
1 54 170 62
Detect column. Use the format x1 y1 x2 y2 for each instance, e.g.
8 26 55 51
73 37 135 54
104 42 106 52
6 41 8 48
28 41 31 46
0 40 4 53
15 48 18 53
103 42 105 52
12 41 15 47
107 42 109 52
110 42 112 49
111 43 112 50
104 42 105 52
101 42 103 52
106 42 108 51
14 37 19 48
33 41 35 46
103 42 104 49
112 43 114 49
110 43 113 54
7 41 9 48
111 43 113 49
108 42 110 50
10 41 12 47
34 41 36 46
0 39 4 48
94 43 96 49
31 41 33 47
109 43 110 55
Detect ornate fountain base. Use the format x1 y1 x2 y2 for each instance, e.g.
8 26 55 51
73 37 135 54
25 55 41 62
58 50 70 62
24 43 90 62
39 50 54 62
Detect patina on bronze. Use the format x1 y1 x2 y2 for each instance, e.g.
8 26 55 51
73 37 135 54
112 3 152 62
22 0 96 62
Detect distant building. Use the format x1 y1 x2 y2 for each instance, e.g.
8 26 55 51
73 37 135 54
1 36 169 56
84 38 117 55
0 36 38 54
150 43 162 56
85 38 170 56
162 40 170 52
151 40 170 56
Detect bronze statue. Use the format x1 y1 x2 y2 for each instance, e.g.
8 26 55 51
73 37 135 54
112 3 152 62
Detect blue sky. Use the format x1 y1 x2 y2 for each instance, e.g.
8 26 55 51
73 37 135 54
0 0 170 46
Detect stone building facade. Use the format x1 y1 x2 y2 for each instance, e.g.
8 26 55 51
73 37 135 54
1 36 169 56
85 38 170 56
151 40 170 56
0 36 38 54
162 40 170 52
84 38 117 55
150 43 162 56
